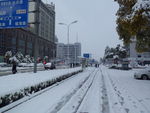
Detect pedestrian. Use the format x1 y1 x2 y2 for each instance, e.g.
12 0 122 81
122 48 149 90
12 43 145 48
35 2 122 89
43 60 47 65
12 60 17 74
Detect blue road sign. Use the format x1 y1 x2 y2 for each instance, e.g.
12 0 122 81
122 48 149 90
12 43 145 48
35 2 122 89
0 0 28 28
83 53 90 58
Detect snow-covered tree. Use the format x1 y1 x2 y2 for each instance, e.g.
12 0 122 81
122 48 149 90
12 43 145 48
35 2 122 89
23 55 33 63
9 56 19 63
4 51 12 64
7 51 34 64
115 0 150 52
104 46 115 59
104 45 127 59
15 52 24 63
116 45 127 58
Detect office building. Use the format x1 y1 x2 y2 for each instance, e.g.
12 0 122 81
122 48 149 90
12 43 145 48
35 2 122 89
56 42 81 64
0 1 56 62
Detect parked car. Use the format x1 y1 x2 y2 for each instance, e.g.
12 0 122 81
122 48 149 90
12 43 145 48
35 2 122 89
134 67 150 80
44 62 56 70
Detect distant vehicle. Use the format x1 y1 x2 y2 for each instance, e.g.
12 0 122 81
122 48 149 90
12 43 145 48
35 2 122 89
134 67 150 80
44 62 56 70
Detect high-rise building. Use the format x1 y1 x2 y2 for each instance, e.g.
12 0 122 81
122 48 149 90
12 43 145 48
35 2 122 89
56 42 81 64
56 43 65 60
0 1 56 62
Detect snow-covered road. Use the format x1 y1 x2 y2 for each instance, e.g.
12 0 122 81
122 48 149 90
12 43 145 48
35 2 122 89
4 68 96 113
101 66 150 113
56 68 101 113
76 69 102 113
2 66 150 113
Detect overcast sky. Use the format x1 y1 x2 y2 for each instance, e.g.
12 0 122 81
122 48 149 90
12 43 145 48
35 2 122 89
42 0 122 60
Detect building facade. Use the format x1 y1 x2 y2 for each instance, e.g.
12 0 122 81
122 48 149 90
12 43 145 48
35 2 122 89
0 1 56 62
128 38 150 64
56 42 81 64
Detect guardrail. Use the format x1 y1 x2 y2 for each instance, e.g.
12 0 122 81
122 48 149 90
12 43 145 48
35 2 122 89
0 67 45 76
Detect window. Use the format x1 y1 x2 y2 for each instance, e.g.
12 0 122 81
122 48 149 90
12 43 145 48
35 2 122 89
19 39 25 47
27 42 33 49
12 37 16 45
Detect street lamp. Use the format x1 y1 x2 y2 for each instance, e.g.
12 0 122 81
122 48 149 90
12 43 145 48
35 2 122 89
59 20 78 66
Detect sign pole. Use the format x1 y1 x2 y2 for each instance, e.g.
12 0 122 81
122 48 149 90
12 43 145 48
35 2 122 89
34 0 40 73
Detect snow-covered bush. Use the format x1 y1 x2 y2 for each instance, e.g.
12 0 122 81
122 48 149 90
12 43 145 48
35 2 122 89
9 56 19 64
9 52 24 64
15 52 24 63
9 52 34 65
23 55 33 63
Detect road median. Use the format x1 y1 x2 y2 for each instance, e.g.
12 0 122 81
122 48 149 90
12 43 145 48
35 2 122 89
0 67 83 109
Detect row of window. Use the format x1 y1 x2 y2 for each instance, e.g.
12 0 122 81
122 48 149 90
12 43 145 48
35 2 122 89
0 28 56 57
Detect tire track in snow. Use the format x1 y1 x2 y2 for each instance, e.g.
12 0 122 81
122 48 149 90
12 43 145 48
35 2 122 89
49 69 99 113
76 68 102 113
100 68 110 113
46 69 96 113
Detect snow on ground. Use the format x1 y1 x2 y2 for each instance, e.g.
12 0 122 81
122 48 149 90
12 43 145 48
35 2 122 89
76 69 102 113
56 69 99 113
101 66 150 113
3 68 94 113
1 66 150 113
0 67 81 96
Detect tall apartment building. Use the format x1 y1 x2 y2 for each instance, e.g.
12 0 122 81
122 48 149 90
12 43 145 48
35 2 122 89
56 42 81 64
56 43 65 60
0 1 56 62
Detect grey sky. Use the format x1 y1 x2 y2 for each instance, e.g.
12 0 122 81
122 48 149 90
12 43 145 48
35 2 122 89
43 0 122 60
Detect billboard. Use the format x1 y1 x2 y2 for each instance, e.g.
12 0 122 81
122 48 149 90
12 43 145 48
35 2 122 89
0 0 28 28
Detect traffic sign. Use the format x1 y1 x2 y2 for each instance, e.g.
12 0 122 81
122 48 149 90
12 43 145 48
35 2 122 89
83 53 91 58
0 0 28 28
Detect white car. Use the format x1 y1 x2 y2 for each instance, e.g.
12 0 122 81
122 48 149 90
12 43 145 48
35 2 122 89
134 67 150 80
44 62 56 70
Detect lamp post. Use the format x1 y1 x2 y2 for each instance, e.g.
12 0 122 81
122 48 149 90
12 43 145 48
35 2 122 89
59 20 78 66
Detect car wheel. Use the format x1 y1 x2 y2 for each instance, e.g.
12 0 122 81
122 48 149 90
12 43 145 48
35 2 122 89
142 75 148 80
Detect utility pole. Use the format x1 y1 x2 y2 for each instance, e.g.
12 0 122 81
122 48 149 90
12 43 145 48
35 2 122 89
75 32 78 65
67 25 70 65
74 40 76 66
34 0 40 73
